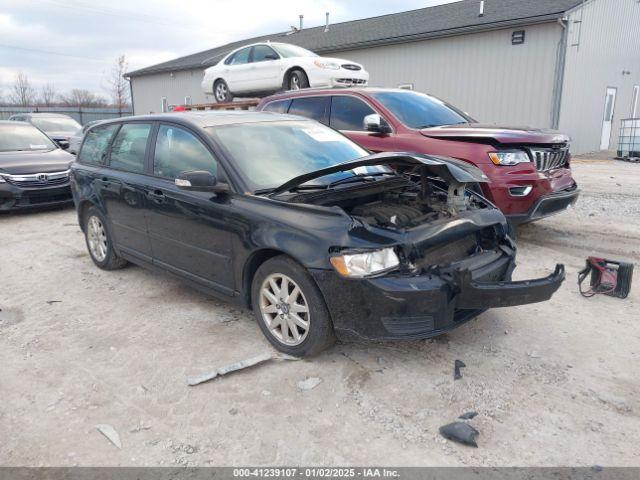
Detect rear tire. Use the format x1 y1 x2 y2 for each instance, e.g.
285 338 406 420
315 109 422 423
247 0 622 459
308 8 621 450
251 255 335 357
83 206 128 270
287 69 309 90
213 79 232 103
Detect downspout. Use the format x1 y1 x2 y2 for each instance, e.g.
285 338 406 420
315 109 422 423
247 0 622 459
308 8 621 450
551 17 569 129
127 76 135 116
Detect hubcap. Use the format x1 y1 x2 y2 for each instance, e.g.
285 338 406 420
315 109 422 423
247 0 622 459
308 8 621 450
87 216 108 262
259 273 310 346
290 75 300 90
215 83 227 101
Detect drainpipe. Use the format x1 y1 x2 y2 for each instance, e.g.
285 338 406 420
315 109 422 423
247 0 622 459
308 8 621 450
551 17 569 130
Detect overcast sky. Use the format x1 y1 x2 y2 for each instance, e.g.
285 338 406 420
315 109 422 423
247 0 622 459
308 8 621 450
0 0 458 101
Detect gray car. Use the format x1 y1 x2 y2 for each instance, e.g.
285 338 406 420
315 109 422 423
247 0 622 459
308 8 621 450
8 113 81 150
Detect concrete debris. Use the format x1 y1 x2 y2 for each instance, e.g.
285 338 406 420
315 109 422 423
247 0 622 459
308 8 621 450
439 421 479 448
459 411 478 420
297 377 322 391
187 352 299 386
454 359 466 380
46 300 62 305
96 424 122 449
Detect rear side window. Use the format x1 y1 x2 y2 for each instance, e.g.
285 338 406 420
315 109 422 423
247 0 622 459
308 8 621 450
226 47 251 65
154 125 218 179
330 96 376 131
288 97 330 125
108 123 151 173
78 124 119 164
262 99 291 113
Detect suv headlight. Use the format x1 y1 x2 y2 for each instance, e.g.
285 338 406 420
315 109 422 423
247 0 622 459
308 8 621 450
314 60 340 70
488 150 530 166
330 248 400 278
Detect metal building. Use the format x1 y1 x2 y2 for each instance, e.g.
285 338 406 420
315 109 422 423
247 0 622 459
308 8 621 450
126 0 640 154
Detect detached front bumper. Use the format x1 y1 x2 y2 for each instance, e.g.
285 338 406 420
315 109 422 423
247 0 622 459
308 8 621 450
311 252 564 341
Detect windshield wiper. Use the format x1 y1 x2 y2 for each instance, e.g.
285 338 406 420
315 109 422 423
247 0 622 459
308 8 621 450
325 172 396 189
254 184 326 196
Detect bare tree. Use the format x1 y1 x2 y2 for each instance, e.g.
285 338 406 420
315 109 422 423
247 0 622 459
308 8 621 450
59 89 108 108
105 55 131 110
9 72 37 106
39 83 57 106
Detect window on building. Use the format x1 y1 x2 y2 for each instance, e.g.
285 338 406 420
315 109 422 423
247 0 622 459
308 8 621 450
161 97 168 113
288 96 330 125
184 96 192 106
154 125 219 179
330 96 376 131
109 123 151 173
262 99 291 113
77 124 119 164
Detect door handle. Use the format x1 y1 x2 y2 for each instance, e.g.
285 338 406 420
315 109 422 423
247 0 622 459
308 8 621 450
147 190 165 203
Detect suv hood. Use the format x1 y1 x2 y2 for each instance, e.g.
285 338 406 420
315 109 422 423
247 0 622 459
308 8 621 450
269 152 488 196
0 149 74 174
420 124 571 145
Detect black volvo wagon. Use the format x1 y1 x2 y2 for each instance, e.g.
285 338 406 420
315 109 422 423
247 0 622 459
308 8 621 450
70 112 564 356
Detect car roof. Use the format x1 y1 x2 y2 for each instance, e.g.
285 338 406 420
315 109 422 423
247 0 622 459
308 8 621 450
0 120 38 126
262 86 414 101
18 113 75 118
90 111 312 129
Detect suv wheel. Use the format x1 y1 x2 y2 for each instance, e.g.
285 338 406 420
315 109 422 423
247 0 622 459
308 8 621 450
251 255 335 357
214 79 232 103
287 69 309 90
84 206 127 270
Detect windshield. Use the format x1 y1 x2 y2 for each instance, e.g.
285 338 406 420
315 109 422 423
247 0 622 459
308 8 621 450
0 123 57 152
207 120 388 191
371 91 472 129
272 44 318 58
31 116 81 133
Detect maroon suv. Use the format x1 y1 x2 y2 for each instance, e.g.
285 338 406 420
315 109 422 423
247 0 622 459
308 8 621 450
257 88 579 223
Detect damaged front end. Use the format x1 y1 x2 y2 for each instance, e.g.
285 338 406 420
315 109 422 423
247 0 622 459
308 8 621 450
271 152 565 340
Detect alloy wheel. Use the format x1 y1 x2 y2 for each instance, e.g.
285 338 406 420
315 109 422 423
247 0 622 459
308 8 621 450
289 75 300 90
259 273 310 346
87 216 108 262
215 83 228 102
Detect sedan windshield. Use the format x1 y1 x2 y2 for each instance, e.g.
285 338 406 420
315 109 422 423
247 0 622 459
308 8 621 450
0 123 57 152
371 91 472 129
272 44 318 58
208 121 387 191
31 116 81 133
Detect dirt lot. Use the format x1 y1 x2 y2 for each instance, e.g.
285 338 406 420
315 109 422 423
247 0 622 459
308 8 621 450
1 157 638 467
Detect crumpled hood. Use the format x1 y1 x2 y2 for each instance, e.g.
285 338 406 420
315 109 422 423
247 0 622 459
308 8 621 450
420 124 571 145
269 152 488 196
0 149 74 174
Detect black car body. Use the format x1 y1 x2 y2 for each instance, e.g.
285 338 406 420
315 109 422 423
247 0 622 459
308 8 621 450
9 113 81 150
0 121 74 211
70 112 564 356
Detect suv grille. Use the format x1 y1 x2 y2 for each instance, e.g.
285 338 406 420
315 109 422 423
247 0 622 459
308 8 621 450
528 147 569 172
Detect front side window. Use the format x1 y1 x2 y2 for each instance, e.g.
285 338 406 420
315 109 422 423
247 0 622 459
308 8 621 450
0 123 57 152
77 124 119 164
370 91 471 129
262 99 291 113
109 123 151 173
288 97 330 124
330 96 376 131
252 45 278 62
207 120 383 192
227 47 251 65
154 125 218 179
31 116 81 133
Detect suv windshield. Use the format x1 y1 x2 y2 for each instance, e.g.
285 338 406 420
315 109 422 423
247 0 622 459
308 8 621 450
272 44 318 58
371 91 472 129
0 123 57 152
31 116 81 133
207 120 387 191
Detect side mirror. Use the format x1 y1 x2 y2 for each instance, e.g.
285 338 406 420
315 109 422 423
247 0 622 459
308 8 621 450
363 113 392 135
175 170 230 193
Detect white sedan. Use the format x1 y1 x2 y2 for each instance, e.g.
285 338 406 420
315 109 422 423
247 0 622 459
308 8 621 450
201 42 369 103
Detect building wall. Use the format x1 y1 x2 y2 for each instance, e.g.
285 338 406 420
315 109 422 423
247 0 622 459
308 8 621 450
558 0 640 154
331 22 563 128
130 68 210 115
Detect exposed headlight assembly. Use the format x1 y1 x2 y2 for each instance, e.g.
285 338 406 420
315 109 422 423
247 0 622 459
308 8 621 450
330 248 400 278
488 150 531 166
314 60 341 70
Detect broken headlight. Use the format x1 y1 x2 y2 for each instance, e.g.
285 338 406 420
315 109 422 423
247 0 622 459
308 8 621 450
330 248 400 278
488 150 530 166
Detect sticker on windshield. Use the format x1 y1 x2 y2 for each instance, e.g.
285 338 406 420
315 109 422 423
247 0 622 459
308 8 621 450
301 127 341 142
30 144 48 149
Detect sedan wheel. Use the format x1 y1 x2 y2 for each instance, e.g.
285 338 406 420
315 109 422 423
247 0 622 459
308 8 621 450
259 273 310 346
214 80 231 103
87 215 108 262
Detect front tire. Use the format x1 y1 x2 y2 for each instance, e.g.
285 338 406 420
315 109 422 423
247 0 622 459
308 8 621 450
251 255 335 357
287 69 309 90
84 206 127 270
213 79 232 103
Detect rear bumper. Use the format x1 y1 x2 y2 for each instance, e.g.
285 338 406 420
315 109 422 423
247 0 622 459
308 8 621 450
506 187 580 224
0 183 73 211
310 253 565 341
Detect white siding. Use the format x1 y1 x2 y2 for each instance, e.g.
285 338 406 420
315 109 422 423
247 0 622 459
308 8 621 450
558 0 640 154
131 69 211 114
332 22 563 127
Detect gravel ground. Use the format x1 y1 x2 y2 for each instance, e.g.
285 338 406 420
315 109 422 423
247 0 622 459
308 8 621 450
0 157 638 466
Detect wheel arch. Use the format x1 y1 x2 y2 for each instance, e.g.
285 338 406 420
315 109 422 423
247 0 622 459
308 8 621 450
282 66 308 90
77 199 96 232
